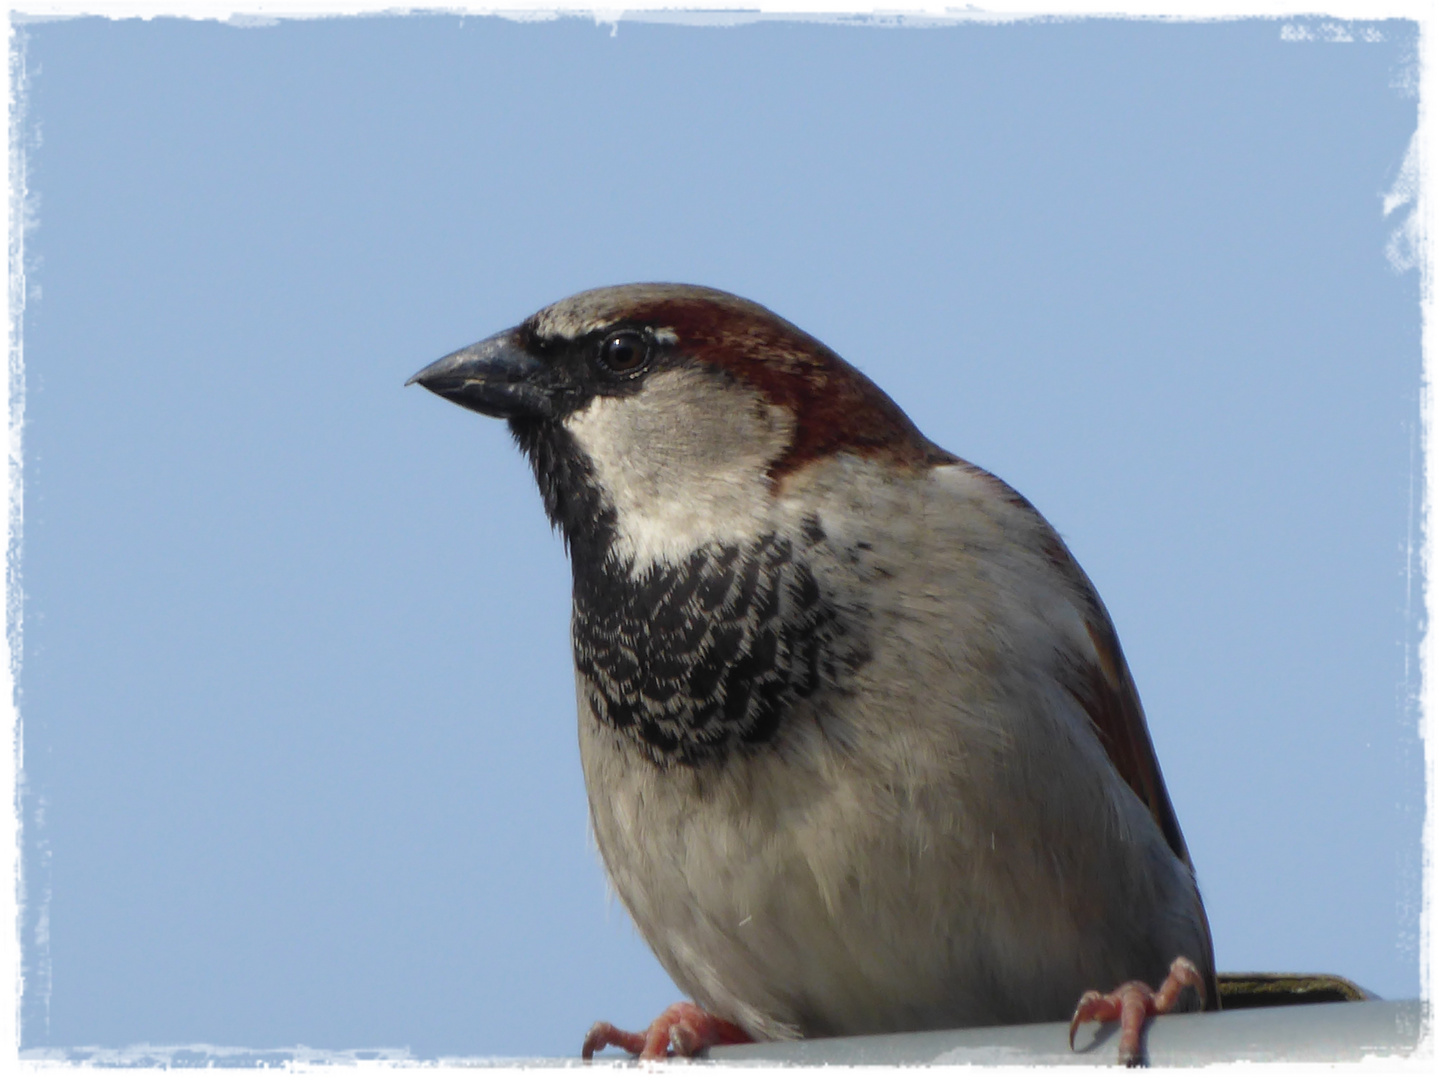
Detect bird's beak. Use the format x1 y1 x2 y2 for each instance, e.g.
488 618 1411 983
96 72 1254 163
406 329 555 419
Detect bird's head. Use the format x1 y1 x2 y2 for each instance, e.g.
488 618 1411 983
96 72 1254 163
409 284 951 569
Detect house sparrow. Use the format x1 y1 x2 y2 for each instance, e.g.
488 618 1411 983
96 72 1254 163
408 284 1217 1066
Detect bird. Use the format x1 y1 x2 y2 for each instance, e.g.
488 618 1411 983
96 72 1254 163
408 283 1217 1067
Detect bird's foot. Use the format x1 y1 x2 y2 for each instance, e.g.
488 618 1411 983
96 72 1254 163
582 1002 752 1060
1068 956 1207 1067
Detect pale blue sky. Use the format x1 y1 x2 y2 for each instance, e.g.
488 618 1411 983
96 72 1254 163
16 14 1422 1059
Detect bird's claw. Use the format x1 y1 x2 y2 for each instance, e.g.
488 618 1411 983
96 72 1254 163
1068 956 1206 1067
582 1002 752 1061
582 1020 647 1059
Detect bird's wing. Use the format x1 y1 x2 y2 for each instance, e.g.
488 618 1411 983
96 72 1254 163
959 461 1194 871
1058 588 1192 871
1031 519 1220 1005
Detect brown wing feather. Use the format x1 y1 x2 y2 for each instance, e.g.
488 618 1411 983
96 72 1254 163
972 460 1192 868
1072 610 1192 869
963 462 1218 1004
1044 536 1220 1008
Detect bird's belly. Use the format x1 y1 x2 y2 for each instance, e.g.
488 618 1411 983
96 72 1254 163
581 738 941 1038
576 694 1194 1041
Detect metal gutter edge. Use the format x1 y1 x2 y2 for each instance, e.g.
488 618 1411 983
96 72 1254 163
707 999 1427 1066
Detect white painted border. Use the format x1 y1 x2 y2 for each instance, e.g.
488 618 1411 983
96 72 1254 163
3 2 1432 1075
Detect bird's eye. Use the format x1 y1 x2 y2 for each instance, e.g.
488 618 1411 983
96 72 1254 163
598 330 650 376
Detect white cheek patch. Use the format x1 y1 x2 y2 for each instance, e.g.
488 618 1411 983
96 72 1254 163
564 368 794 572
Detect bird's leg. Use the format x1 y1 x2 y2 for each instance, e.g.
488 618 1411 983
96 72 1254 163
1068 956 1206 1067
582 1002 753 1060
